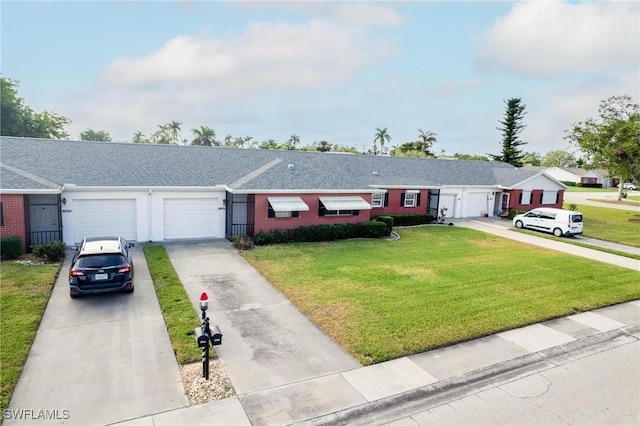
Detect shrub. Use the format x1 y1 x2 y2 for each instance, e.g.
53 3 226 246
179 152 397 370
374 216 394 234
568 203 578 211
561 181 576 187
232 235 254 251
509 209 526 219
32 241 67 262
388 214 435 227
253 221 388 245
0 237 23 260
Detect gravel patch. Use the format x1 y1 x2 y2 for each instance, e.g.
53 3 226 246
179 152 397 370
180 358 236 405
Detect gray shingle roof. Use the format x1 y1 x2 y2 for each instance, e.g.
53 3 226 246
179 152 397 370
1 136 527 191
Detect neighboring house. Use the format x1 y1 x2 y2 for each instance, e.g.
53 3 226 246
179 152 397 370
0 137 566 251
525 166 613 188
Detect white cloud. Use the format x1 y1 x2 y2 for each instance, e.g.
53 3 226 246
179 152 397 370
424 79 488 98
477 0 639 76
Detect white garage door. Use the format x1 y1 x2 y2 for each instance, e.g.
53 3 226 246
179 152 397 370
466 193 489 217
74 199 137 242
438 194 457 218
163 198 220 239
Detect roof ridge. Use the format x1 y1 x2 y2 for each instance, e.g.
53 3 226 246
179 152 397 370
0 162 61 189
229 158 283 189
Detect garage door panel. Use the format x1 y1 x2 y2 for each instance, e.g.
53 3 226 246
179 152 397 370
467 193 489 217
164 198 219 239
74 199 137 242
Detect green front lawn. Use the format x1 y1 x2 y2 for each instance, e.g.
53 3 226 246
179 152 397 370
567 203 640 247
566 187 617 192
0 262 60 415
242 226 640 365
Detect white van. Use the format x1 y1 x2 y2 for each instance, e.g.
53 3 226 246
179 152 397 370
512 208 583 237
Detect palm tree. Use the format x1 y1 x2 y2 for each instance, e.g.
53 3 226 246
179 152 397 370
152 124 172 144
374 127 391 155
414 129 437 156
191 126 217 146
168 120 182 145
132 131 147 144
284 133 301 150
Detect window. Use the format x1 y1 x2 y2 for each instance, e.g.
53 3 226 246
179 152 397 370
541 191 557 205
267 197 307 219
404 193 416 207
371 193 384 208
320 207 359 216
268 204 300 218
519 191 532 205
401 191 421 207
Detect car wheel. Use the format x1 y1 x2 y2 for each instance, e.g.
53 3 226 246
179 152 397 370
515 220 524 229
125 284 135 294
70 291 80 299
553 228 563 237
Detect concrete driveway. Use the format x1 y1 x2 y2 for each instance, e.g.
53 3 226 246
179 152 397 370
164 242 361 395
5 248 188 425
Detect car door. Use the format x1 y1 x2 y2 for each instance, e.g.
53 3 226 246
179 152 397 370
522 210 541 229
537 211 557 231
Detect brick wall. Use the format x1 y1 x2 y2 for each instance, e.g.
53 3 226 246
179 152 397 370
371 189 429 216
254 193 374 234
508 189 565 211
0 194 26 252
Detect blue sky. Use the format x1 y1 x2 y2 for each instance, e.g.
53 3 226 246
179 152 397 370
2 1 638 156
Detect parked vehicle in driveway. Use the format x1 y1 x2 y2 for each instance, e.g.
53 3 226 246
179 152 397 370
617 183 637 190
69 236 135 298
513 208 583 237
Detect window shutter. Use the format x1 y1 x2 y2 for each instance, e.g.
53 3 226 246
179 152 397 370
539 192 544 204
416 193 421 207
292 211 299 218
353 210 360 216
384 193 389 207
0 202 3 226
555 192 559 204
319 203 326 217
518 193 523 204
268 204 275 218
400 193 405 206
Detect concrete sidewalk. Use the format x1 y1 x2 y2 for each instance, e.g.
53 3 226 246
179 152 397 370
120 301 639 426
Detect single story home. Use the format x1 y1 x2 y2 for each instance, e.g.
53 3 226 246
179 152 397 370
0 137 567 251
524 166 613 188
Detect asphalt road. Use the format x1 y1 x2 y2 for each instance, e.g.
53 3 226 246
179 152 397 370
563 191 640 211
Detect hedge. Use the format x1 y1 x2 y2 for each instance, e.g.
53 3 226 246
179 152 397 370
253 221 388 245
379 214 435 227
0 237 22 260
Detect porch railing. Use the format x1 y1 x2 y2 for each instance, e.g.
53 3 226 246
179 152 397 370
27 229 63 251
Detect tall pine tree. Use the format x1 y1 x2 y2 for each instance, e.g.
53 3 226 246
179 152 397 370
490 98 527 166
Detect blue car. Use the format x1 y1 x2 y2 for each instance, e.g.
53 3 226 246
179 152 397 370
69 236 135 298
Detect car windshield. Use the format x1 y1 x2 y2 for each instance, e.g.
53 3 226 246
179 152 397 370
77 254 126 268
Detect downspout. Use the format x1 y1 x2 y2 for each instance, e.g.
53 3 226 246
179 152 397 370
148 189 153 242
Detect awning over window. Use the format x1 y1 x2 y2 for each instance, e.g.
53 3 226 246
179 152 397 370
267 197 310 212
319 196 372 210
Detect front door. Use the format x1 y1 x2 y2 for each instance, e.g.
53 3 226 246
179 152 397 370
30 205 59 245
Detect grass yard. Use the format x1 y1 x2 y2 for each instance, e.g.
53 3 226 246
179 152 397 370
566 203 640 247
242 226 640 365
143 245 206 364
566 187 617 192
0 262 60 415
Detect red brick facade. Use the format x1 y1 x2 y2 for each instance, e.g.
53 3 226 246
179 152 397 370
253 189 432 234
0 194 26 252
507 189 565 211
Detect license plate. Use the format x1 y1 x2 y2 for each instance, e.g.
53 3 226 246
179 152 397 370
94 273 108 280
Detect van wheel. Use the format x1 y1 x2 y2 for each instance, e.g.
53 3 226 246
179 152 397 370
515 220 524 229
553 228 563 237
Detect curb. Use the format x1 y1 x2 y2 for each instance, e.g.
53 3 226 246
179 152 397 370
294 326 639 426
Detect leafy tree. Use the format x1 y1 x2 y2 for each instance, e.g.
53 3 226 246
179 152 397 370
257 139 279 150
565 95 640 199
282 133 301 150
80 129 111 142
521 151 542 166
132 131 149 144
452 153 490 161
541 150 577 167
151 124 173 144
415 129 437 156
373 127 391 156
489 98 528 166
1 77 71 139
191 126 218 146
